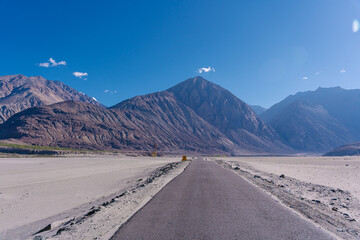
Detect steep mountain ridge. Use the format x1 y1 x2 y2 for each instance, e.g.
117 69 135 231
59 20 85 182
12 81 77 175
0 95 235 154
0 74 101 123
167 76 289 153
0 76 289 154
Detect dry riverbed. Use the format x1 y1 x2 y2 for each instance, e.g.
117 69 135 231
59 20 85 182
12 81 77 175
0 155 189 240
212 156 360 240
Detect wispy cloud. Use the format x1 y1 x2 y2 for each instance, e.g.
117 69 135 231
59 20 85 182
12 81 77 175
38 58 67 67
73 72 88 79
353 19 359 33
314 71 322 75
302 76 308 80
104 90 118 94
340 68 346 73
197 66 215 74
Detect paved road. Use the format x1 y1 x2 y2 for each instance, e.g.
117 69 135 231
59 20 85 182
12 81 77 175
111 158 334 240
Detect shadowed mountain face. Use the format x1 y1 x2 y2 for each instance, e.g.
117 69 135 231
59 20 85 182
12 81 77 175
167 77 289 153
0 76 289 154
0 74 101 123
324 143 360 156
262 87 360 152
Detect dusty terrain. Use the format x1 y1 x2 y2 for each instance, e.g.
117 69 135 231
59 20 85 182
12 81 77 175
0 155 188 239
213 156 360 239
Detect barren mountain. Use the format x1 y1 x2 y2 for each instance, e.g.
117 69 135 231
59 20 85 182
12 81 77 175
262 87 360 152
0 96 234 154
0 76 292 154
167 76 290 153
324 142 360 156
0 74 101 123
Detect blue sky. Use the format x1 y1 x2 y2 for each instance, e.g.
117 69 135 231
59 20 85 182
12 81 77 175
1 0 360 107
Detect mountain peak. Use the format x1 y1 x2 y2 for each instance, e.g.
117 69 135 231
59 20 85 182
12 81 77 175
167 76 224 94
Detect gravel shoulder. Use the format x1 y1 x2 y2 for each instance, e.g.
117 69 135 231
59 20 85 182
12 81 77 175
212 157 360 240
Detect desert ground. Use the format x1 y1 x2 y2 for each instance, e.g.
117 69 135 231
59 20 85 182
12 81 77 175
212 156 360 239
1 155 360 239
218 156 360 201
0 155 188 239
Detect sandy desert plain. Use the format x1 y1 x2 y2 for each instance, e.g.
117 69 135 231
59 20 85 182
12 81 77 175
0 154 360 239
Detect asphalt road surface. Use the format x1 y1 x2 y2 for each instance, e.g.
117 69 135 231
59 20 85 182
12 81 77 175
111 158 334 240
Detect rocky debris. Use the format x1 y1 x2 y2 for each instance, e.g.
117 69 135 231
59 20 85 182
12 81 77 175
217 159 360 240
33 236 45 240
279 174 285 178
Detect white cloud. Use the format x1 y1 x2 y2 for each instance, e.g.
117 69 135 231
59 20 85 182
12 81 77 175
73 72 88 79
104 89 118 94
302 76 308 80
314 71 322 75
39 58 67 67
197 66 215 74
340 68 346 73
353 19 359 33
39 62 50 68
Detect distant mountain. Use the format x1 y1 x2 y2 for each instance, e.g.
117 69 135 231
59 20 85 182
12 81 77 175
262 87 360 152
324 143 360 156
250 105 267 115
167 76 289 153
0 76 290 154
0 74 101 123
0 97 234 154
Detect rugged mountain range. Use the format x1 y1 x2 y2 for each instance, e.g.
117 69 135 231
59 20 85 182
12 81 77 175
2 74 358 154
0 99 234 153
261 87 360 152
0 76 289 154
167 77 288 153
0 74 101 123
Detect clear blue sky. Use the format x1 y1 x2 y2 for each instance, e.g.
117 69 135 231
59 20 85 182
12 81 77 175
1 0 360 107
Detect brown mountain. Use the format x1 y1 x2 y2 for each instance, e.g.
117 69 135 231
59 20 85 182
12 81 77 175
167 76 290 153
0 76 290 154
0 96 234 154
0 74 101 123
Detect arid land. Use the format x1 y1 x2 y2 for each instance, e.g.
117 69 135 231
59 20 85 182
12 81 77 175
212 156 360 239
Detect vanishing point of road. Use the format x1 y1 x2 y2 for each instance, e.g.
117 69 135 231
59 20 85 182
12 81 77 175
111 158 334 240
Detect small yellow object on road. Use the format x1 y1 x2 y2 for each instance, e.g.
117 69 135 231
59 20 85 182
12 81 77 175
182 156 187 161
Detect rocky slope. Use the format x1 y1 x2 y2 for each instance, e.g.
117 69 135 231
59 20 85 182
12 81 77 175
0 76 290 154
0 74 101 123
261 87 360 152
167 76 289 153
0 98 234 154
